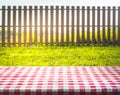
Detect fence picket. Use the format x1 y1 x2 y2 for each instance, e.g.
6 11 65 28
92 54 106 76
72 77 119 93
40 6 43 45
102 7 105 45
23 6 27 46
107 7 111 45
87 6 90 45
92 7 95 45
18 6 21 46
34 6 38 46
113 7 116 45
56 6 59 44
45 6 48 45
77 6 80 45
66 6 69 45
7 6 11 46
2 6 5 46
13 6 16 46
118 7 120 45
29 6 32 46
72 6 74 45
82 7 85 45
50 6 54 45
61 6 64 45
97 7 100 45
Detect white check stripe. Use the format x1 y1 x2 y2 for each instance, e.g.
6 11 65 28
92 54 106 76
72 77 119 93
52 67 58 92
63 67 69 92
71 67 80 92
41 67 51 92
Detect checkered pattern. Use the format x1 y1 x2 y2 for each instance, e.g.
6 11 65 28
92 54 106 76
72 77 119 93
0 66 120 95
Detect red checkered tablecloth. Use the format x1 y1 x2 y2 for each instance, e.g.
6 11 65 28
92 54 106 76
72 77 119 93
0 66 120 95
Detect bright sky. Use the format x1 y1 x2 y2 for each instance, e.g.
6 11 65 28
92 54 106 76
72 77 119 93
0 0 120 6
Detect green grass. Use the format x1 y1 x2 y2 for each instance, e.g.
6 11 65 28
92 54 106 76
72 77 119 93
0 46 120 66
0 28 120 66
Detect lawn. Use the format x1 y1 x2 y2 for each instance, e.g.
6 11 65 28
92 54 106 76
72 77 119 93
0 45 120 66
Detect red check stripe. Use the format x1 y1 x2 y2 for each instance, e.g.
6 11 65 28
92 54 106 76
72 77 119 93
0 66 120 95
